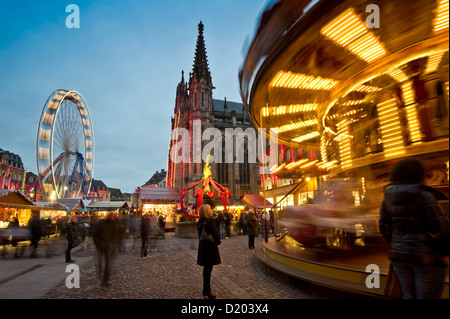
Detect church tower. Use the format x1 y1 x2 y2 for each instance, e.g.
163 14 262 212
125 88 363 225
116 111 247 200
188 21 215 183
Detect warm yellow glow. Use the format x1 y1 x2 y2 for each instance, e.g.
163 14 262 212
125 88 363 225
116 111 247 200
300 160 318 169
286 159 308 170
38 147 50 159
401 82 423 142
434 0 449 32
39 128 51 141
337 120 352 169
321 8 387 62
320 134 327 162
261 103 318 117
270 71 339 90
352 84 381 93
272 118 318 133
317 160 338 169
273 163 286 173
292 131 320 143
425 50 446 73
42 112 55 124
386 68 409 83
377 99 405 157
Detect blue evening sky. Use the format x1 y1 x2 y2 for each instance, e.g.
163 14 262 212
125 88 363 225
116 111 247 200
0 0 268 193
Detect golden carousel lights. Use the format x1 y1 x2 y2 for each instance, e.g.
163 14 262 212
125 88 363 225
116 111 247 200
292 131 321 143
433 0 449 32
272 118 318 134
401 82 423 142
321 7 387 63
270 71 339 90
261 103 318 117
425 50 446 73
376 98 406 157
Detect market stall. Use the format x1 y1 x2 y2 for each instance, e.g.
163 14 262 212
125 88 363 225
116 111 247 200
139 187 181 230
87 201 129 217
0 190 36 244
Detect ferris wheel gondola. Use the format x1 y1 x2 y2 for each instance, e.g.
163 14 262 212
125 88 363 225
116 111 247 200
35 89 94 201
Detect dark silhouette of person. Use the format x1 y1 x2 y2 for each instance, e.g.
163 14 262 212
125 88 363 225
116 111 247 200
92 212 119 286
379 158 449 299
197 204 221 299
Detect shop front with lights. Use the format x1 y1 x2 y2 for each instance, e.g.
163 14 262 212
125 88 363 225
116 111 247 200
139 187 181 230
240 0 448 297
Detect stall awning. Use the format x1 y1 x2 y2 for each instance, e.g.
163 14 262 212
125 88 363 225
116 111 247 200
87 201 129 211
0 189 36 209
140 187 181 204
34 202 69 212
240 194 274 209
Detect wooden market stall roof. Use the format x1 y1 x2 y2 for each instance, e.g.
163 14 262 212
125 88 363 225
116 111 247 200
240 194 274 209
139 187 181 204
0 189 35 209
56 198 85 212
34 202 69 212
87 201 129 211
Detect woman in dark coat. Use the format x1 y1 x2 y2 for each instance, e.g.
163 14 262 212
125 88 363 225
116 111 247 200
245 209 259 249
197 204 221 299
379 158 449 299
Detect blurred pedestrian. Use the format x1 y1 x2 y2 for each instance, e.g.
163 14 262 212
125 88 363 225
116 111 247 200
245 209 258 249
28 212 42 258
140 213 151 259
7 217 20 247
117 214 128 252
65 215 78 263
217 211 225 239
379 158 449 299
223 210 231 239
92 212 119 287
197 204 221 299
239 210 247 235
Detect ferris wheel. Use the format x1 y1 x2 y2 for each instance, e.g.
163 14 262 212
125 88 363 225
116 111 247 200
35 89 94 200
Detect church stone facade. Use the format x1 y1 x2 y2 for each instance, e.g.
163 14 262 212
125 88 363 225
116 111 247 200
166 22 260 203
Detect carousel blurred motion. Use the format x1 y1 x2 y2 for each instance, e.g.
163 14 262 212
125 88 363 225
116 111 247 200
240 0 448 296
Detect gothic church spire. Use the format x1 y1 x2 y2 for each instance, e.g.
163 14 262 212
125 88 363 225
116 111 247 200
192 21 212 86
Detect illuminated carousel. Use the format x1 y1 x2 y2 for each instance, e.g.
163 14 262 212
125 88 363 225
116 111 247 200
240 0 448 297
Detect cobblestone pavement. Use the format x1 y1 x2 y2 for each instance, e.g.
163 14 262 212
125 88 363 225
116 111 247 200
33 233 367 300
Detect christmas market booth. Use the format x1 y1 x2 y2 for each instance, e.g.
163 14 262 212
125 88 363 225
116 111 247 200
87 201 129 217
0 189 36 244
33 201 69 234
139 187 181 230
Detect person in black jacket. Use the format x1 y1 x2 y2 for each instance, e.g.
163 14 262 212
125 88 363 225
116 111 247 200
197 204 221 299
245 209 259 249
65 215 78 263
140 213 151 259
379 158 449 299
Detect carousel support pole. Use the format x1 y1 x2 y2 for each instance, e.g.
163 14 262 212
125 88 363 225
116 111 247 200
260 107 268 243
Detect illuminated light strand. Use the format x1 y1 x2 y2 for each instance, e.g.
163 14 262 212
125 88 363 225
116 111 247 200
386 68 409 83
352 84 381 93
286 159 309 170
321 8 387 63
300 160 318 169
425 51 446 74
434 0 449 32
270 71 339 90
272 118 318 133
376 99 405 157
292 131 321 143
336 120 352 169
320 134 327 162
401 82 422 142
